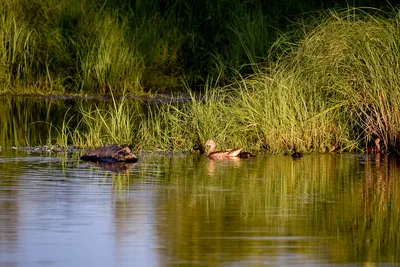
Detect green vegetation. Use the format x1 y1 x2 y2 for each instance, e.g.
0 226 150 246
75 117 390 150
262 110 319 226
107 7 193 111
105 153 400 262
46 9 399 154
3 6 400 154
0 0 391 95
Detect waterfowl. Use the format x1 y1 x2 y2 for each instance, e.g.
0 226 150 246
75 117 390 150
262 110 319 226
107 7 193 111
205 140 245 159
237 151 255 158
291 152 303 158
192 144 205 155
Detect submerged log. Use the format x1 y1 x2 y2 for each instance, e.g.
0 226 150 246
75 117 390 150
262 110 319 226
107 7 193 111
80 144 138 163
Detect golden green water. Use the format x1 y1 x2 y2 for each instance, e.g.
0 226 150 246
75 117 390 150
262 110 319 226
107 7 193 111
0 96 76 147
0 149 399 266
1 96 399 265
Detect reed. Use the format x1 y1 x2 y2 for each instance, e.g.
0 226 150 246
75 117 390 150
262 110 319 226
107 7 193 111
0 0 184 94
215 8 400 153
76 13 145 94
140 89 238 151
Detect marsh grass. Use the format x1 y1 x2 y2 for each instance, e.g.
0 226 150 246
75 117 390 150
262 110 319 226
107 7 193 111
69 92 144 148
202 8 400 154
138 89 233 151
131 9 400 153
9 8 400 154
285 8 400 151
3 0 363 94
0 0 186 94
77 13 144 94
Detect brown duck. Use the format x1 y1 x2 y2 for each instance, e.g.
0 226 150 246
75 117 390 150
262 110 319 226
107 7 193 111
205 140 254 159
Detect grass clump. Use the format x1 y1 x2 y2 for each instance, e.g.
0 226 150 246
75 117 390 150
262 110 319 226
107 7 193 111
139 89 238 151
280 8 400 152
68 94 144 149
77 13 144 94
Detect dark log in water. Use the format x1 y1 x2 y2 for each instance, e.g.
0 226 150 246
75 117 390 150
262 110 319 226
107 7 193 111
80 144 138 163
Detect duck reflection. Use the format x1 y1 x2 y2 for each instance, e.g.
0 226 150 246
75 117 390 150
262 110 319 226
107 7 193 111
206 156 242 176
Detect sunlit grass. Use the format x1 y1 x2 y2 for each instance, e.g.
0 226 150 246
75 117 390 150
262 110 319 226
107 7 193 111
142 9 400 153
3 8 400 154
0 0 185 94
0 0 282 94
68 92 144 148
290 8 400 151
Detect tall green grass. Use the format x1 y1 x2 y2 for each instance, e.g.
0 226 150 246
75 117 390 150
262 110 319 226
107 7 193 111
280 8 400 151
53 9 400 154
2 8 397 154
0 0 185 94
65 93 145 148
3 0 388 95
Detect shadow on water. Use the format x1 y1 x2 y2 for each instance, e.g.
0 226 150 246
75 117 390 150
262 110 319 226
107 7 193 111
0 149 399 266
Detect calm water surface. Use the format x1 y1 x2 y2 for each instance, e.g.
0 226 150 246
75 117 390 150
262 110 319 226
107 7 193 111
1 96 399 266
1 150 399 266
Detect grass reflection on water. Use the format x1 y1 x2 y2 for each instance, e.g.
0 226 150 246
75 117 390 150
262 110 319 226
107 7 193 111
0 152 399 265
106 153 400 265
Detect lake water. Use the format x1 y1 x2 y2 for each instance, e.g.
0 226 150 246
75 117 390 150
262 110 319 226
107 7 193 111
1 96 400 266
1 148 399 266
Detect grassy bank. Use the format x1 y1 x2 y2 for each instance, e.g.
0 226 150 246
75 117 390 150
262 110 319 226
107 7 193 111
0 0 391 95
2 8 400 154
45 9 399 154
0 0 181 94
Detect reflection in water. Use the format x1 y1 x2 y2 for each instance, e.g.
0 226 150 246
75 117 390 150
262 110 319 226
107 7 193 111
89 161 136 174
355 154 400 260
0 96 75 147
0 96 146 148
0 151 399 266
206 156 242 176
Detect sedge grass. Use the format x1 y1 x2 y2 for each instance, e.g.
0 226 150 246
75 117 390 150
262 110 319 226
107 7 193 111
281 8 400 151
69 92 144 148
13 8 400 154
2 0 363 95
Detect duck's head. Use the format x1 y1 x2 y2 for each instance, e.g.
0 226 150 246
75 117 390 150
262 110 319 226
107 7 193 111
205 140 216 148
205 140 217 156
205 140 218 151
